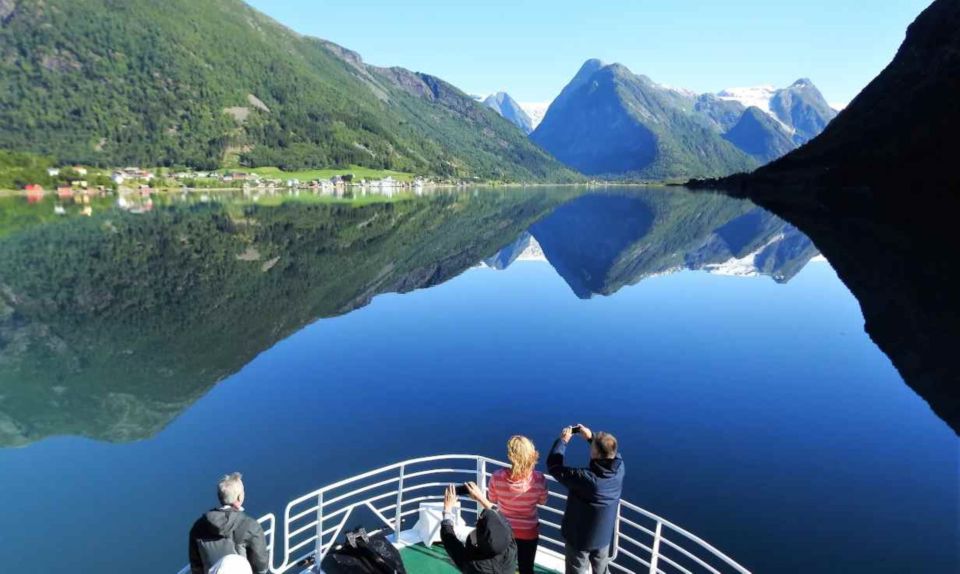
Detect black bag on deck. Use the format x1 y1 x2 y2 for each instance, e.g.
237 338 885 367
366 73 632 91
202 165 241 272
319 528 407 574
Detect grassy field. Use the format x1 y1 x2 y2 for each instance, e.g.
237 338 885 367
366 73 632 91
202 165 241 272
231 165 416 182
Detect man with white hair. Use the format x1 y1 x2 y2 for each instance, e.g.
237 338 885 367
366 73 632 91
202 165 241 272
189 472 269 574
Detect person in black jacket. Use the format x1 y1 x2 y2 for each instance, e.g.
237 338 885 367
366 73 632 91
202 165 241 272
548 425 624 574
440 482 518 574
189 472 269 574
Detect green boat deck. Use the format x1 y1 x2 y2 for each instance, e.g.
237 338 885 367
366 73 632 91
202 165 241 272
399 543 559 573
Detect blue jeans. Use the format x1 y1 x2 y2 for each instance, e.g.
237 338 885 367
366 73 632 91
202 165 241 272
565 543 611 574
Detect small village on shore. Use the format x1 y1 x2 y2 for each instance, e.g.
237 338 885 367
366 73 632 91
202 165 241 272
20 165 435 195
11 165 451 215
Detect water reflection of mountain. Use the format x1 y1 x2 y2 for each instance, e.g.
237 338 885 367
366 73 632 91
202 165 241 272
739 188 960 435
0 191 570 447
482 232 546 269
489 190 818 298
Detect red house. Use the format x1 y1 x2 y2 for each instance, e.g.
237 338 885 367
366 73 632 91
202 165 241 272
25 184 45 203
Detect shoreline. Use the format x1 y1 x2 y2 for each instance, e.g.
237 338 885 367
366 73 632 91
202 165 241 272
0 180 681 198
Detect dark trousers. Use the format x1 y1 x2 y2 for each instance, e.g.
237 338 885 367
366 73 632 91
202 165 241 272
440 521 468 571
564 542 611 574
516 537 539 574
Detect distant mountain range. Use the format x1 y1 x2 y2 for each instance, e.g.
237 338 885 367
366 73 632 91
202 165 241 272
477 96 551 133
0 0 575 182
483 92 534 134
527 60 837 179
531 61 755 179
716 80 838 145
482 72 838 178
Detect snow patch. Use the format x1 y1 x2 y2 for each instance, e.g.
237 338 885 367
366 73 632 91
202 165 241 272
519 101 552 130
515 236 547 262
717 85 795 134
716 85 778 113
702 234 784 277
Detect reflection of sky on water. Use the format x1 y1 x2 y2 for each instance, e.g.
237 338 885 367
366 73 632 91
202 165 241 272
0 188 955 574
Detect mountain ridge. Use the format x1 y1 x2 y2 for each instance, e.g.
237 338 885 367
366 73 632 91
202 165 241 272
0 0 576 182
531 61 759 179
529 60 837 179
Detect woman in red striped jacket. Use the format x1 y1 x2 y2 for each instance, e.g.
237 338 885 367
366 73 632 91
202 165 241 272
487 435 550 574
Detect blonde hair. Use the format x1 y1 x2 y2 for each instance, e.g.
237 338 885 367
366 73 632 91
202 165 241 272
507 435 539 480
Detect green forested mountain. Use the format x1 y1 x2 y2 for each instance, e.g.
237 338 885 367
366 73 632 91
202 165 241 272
0 0 575 181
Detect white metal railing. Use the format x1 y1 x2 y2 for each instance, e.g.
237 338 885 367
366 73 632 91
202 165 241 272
178 454 750 574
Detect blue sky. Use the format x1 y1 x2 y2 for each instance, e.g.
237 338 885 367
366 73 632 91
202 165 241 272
247 0 930 107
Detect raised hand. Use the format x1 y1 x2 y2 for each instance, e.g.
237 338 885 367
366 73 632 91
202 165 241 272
464 482 493 509
576 424 593 441
444 484 457 512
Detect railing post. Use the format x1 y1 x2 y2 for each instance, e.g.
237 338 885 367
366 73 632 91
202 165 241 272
314 492 324 562
283 506 291 569
476 458 487 519
611 501 621 560
477 458 487 495
264 516 276 574
393 464 405 540
649 520 662 574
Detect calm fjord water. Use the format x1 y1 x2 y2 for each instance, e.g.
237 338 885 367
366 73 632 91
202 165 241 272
0 187 955 573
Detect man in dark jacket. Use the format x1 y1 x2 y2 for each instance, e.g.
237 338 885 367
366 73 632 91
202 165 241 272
440 482 518 574
189 472 269 574
548 425 624 574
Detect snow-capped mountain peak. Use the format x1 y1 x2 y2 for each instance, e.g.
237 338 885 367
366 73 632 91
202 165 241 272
519 101 551 130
